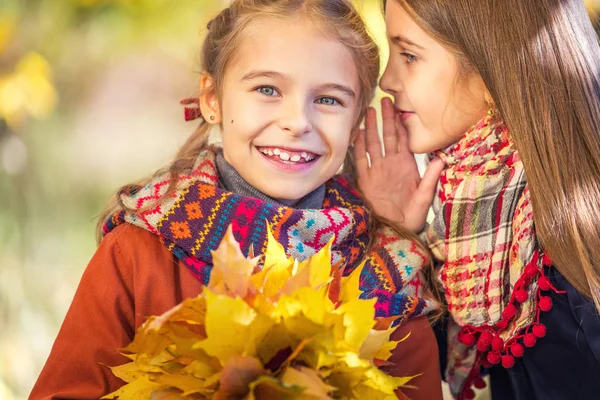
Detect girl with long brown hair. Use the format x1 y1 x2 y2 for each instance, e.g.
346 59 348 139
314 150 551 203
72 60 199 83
357 0 600 398
29 1 445 399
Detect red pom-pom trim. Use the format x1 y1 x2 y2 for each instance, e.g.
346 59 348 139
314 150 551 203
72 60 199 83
524 264 539 279
477 331 493 351
481 358 493 368
542 254 552 265
532 324 547 338
487 351 501 365
473 377 487 389
460 332 477 346
502 354 516 368
511 343 525 357
491 336 504 352
502 303 517 320
523 333 537 347
539 296 552 311
496 319 509 330
538 276 551 291
515 289 529 303
463 387 476 399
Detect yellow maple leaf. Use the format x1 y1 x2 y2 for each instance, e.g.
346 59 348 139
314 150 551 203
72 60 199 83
209 225 260 298
338 261 364 303
102 375 165 399
296 235 335 289
193 289 273 365
334 299 376 351
258 225 295 298
359 328 399 361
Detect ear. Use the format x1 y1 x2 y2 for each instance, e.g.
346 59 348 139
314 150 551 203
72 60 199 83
199 73 222 125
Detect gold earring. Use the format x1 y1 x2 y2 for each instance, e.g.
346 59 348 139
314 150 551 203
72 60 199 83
486 102 497 118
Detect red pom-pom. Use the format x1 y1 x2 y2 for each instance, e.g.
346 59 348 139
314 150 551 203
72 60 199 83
515 289 529 303
487 351 501 365
538 276 551 291
463 387 476 399
542 254 552 265
524 264 539 279
477 331 493 351
502 303 517 320
511 343 525 357
502 354 516 368
491 336 505 352
539 296 553 311
460 332 477 346
496 319 509 330
532 324 547 338
523 333 537 347
473 377 487 389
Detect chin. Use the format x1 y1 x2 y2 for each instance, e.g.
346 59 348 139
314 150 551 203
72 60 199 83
260 184 314 203
408 143 434 155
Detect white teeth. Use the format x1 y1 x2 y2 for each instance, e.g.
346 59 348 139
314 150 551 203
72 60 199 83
259 147 316 163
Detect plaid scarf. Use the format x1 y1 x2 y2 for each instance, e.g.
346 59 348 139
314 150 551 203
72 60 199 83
102 148 437 325
426 116 564 399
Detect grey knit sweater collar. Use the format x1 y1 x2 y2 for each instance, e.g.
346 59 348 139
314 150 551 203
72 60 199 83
215 151 325 209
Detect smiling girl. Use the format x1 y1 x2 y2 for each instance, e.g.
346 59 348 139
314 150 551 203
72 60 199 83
29 1 444 399
357 0 600 399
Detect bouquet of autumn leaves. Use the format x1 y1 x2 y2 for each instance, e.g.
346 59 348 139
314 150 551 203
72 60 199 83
103 226 415 399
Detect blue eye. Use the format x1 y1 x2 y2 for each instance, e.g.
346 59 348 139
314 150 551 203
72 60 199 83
258 86 279 96
401 52 418 64
316 97 339 106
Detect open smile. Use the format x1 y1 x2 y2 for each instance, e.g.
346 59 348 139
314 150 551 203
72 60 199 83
255 146 320 171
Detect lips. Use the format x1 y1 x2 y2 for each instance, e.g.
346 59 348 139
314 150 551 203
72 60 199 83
256 146 318 164
395 107 415 123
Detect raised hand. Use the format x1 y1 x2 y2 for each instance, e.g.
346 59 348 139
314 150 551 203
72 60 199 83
353 97 445 233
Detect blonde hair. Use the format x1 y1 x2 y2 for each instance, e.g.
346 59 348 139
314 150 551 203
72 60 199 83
388 0 600 312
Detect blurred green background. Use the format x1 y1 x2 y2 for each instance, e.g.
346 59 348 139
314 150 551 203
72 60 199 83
1 1 599 399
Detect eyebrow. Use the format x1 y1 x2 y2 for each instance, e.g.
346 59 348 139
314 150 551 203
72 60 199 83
319 83 356 99
390 35 424 50
241 70 356 99
241 70 288 81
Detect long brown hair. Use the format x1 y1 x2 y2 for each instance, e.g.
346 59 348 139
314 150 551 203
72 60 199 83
388 0 600 312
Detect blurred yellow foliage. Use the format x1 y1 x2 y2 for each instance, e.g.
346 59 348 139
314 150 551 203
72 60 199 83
0 14 16 54
0 52 57 127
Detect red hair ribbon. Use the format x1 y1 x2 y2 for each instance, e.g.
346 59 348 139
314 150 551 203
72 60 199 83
180 97 202 121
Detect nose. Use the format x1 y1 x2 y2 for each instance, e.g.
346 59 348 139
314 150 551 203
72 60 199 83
379 58 402 97
278 98 313 136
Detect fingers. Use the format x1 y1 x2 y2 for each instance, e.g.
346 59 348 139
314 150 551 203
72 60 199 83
365 107 383 161
416 157 446 206
396 113 410 155
352 129 369 176
381 98 399 156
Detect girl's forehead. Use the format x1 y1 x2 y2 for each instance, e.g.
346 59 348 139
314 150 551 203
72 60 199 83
226 18 360 88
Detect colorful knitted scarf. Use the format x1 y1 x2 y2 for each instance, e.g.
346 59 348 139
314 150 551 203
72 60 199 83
426 115 565 399
102 148 437 325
